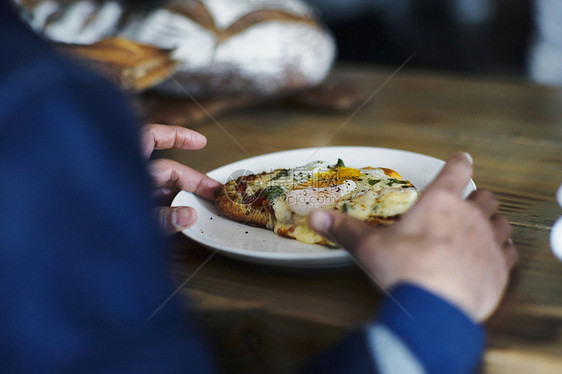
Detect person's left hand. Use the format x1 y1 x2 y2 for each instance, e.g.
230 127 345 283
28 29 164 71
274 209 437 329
142 124 221 235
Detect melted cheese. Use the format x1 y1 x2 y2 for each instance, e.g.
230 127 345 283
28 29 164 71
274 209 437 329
249 160 419 245
340 187 418 220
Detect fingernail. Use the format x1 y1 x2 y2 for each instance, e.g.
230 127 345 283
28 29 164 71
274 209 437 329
309 210 332 233
462 152 473 165
173 207 195 229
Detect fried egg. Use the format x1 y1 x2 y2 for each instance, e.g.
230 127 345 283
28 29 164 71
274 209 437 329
262 159 419 244
286 180 357 216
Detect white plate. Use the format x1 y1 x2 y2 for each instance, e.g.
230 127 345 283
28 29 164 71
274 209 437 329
172 147 476 268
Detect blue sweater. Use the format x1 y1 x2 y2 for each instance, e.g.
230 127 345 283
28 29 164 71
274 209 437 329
0 2 483 373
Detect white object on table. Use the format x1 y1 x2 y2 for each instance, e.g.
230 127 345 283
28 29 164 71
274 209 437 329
550 184 562 261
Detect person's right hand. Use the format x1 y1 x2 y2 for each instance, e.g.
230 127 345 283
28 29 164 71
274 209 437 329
308 152 517 322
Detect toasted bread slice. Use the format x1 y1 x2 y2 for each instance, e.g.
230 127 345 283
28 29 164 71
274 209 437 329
214 161 417 246
214 174 272 229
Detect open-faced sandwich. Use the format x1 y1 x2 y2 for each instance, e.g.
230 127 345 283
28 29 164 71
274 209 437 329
214 159 419 246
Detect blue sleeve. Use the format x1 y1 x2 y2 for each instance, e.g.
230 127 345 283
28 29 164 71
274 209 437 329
298 329 378 374
299 283 484 374
0 57 217 373
372 284 484 374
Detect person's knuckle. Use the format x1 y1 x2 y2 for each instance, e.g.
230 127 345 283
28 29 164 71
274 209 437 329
426 189 460 210
480 189 498 206
499 214 512 230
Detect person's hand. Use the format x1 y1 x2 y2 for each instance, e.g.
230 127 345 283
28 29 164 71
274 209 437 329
142 124 221 235
307 152 517 322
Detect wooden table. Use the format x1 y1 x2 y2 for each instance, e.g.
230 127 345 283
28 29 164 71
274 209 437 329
148 65 562 373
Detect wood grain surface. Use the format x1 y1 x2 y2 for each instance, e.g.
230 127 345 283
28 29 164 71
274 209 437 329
147 64 562 373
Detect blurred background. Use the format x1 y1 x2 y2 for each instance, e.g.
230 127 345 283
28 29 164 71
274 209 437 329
305 0 561 86
16 0 561 101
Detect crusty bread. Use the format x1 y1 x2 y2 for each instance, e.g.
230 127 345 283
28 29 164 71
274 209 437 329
214 174 272 229
56 38 178 92
14 0 335 98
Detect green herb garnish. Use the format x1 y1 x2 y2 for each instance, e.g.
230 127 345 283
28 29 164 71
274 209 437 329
386 178 410 185
334 158 345 168
272 169 289 180
368 178 381 186
262 186 284 199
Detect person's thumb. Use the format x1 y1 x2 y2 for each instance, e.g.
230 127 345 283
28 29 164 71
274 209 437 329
307 209 374 252
156 206 197 235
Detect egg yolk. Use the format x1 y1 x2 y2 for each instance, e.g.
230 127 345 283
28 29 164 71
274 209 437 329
295 166 402 189
295 167 361 189
380 168 402 179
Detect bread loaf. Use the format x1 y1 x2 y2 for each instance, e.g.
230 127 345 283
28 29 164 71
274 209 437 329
56 37 178 92
15 0 336 97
